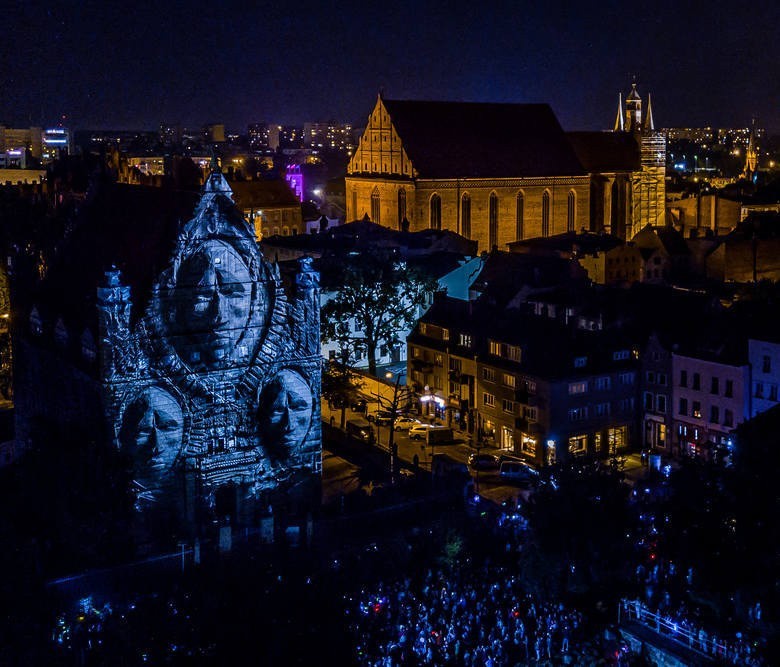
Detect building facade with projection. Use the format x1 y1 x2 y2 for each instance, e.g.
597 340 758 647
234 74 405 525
13 167 321 529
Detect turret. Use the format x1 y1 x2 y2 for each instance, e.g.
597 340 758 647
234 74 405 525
626 83 642 133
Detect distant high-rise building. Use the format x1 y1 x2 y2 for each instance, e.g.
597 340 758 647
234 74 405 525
202 123 225 144
248 123 272 150
303 121 355 153
159 123 182 147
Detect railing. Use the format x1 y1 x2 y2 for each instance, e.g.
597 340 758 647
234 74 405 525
620 599 728 659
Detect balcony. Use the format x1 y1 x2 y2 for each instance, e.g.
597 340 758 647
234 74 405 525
449 370 473 384
410 358 433 372
514 390 538 406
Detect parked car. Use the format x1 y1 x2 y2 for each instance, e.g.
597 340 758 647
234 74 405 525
367 410 393 426
346 418 373 442
409 424 435 440
468 453 500 470
499 459 539 481
393 416 420 431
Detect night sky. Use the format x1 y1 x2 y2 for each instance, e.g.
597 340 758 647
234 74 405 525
3 0 779 133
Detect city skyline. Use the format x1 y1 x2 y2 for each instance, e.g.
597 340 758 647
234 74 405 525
3 0 779 133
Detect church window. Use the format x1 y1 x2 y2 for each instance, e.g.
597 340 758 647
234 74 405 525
542 190 551 237
489 192 499 248
516 191 524 240
352 190 357 219
371 187 381 223
567 190 576 232
430 194 441 230
398 189 407 229
461 194 471 238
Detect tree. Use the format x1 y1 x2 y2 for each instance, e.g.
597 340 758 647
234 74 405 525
321 349 364 429
320 249 438 376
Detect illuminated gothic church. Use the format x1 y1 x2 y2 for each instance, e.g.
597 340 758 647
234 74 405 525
346 85 665 247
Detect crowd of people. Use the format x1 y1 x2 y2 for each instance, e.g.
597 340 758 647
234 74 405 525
624 598 765 666
625 482 769 666
350 563 589 666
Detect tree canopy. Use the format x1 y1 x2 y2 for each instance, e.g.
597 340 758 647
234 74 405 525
321 249 438 376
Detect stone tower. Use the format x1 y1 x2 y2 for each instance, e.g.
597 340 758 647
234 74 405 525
614 82 667 237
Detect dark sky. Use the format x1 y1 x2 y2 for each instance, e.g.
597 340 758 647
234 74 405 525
3 0 779 133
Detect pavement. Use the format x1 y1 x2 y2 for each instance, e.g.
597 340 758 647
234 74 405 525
321 396 667 506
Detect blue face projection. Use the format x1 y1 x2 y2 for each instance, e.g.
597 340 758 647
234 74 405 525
259 369 314 463
98 170 321 512
169 239 261 370
119 386 184 483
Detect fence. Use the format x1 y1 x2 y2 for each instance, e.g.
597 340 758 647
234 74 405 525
620 599 728 659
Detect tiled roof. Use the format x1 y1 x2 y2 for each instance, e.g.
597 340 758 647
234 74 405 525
381 99 586 178
566 131 641 173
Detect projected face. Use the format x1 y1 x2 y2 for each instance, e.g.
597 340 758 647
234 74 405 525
171 239 253 367
259 370 313 461
120 387 184 474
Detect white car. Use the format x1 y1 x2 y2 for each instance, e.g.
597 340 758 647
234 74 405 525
394 416 421 431
409 423 435 440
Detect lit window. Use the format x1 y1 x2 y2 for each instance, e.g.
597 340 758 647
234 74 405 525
568 434 587 454
568 381 588 395
503 373 516 388
574 356 587 368
459 333 472 347
482 367 496 382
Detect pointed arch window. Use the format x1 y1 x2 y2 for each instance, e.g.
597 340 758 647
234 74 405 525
542 190 551 237
371 187 381 223
567 190 576 232
515 191 525 240
489 192 499 248
397 189 407 229
430 194 441 230
461 193 471 239
351 190 358 221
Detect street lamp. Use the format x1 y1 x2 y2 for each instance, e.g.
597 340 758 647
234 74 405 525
385 371 402 484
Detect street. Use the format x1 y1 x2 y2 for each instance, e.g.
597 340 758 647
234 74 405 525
321 399 534 507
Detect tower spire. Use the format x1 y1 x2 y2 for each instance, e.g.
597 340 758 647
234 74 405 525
614 93 624 131
645 93 655 133
744 118 758 182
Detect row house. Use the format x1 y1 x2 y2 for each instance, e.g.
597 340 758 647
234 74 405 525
748 338 780 417
640 333 780 461
407 296 641 467
640 333 673 453
671 352 749 459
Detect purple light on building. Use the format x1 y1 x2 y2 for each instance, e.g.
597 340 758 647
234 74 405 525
285 164 304 202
